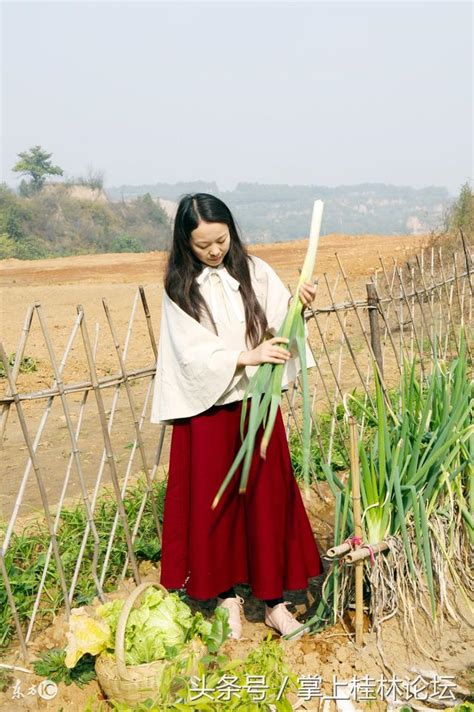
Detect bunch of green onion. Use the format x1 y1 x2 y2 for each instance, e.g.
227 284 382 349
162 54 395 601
320 332 473 622
212 200 324 510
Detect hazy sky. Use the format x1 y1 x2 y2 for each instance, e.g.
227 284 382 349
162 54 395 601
2 1 472 194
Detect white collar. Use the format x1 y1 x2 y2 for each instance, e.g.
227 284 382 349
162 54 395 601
195 264 239 288
196 265 244 322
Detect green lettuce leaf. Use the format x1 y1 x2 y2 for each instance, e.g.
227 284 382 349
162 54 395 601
89 589 228 667
202 607 231 653
96 598 124 643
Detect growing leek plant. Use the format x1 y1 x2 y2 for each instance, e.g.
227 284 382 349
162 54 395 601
309 332 473 635
212 200 324 509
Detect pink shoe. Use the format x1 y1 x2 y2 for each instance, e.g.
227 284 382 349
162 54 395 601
264 601 310 640
216 595 245 640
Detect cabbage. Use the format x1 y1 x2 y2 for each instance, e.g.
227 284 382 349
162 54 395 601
95 588 195 665
66 588 228 668
64 607 111 668
190 610 213 639
123 590 194 664
95 599 124 642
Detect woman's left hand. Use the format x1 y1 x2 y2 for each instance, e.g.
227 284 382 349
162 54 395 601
298 281 316 308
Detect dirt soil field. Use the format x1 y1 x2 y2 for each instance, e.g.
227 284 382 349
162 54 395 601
0 233 425 521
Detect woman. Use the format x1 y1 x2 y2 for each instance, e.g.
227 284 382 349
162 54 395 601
150 193 322 639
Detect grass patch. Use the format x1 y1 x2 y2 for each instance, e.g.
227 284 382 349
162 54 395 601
32 648 96 687
0 476 166 651
0 353 37 378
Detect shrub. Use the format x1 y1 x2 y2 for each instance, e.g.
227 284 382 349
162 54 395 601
110 234 143 253
0 232 16 258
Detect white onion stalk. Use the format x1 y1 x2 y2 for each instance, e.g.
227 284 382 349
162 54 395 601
212 200 324 509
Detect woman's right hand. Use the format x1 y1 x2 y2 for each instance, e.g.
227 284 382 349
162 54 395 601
237 337 291 367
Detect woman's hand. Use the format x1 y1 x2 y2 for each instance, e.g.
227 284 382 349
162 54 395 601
237 337 291 367
288 281 317 309
299 281 316 307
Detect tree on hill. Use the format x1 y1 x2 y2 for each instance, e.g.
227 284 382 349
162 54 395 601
137 193 169 227
429 182 473 259
446 182 473 235
13 145 63 195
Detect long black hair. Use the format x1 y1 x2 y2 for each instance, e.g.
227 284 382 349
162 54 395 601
165 193 268 349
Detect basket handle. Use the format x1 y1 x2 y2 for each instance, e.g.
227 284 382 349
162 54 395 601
115 581 169 680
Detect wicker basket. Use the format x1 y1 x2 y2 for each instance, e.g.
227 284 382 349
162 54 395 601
95 581 171 705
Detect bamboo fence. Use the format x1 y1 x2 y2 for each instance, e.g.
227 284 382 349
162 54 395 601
0 244 472 660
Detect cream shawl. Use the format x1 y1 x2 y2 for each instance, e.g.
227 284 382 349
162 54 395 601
150 255 315 424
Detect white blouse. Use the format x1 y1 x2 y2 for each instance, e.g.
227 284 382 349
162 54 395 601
150 255 315 424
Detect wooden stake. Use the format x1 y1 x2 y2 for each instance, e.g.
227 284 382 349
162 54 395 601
375 257 402 373
328 311 347 464
304 275 348 452
337 253 386 386
459 228 473 296
413 255 436 358
366 282 383 377
138 285 159 360
349 416 364 646
453 253 473 360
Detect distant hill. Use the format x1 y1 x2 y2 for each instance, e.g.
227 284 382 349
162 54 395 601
106 181 452 241
42 183 109 204
1 180 456 260
0 183 172 260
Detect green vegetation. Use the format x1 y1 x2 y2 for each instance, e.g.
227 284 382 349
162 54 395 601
110 234 144 253
0 477 166 649
308 338 473 631
212 217 324 505
0 353 37 378
290 387 394 482
431 181 474 256
1 413 332 653
12 145 64 196
289 415 348 479
5 145 457 249
446 182 474 235
2 339 472 689
0 182 171 260
32 648 96 687
81 637 297 711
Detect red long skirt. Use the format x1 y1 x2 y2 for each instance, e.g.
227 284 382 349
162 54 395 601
160 399 322 600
